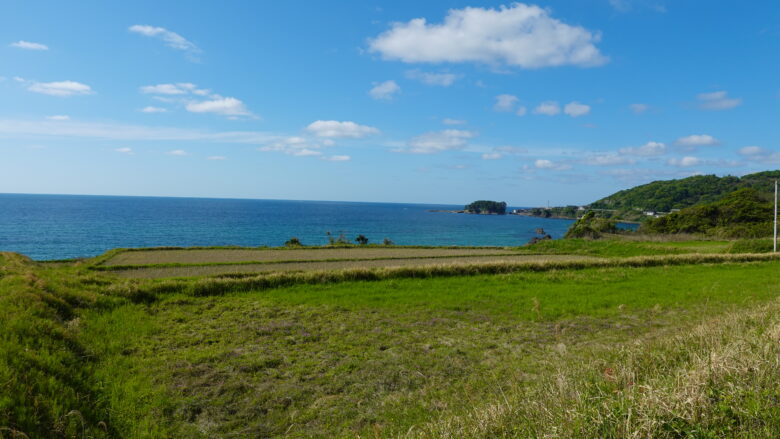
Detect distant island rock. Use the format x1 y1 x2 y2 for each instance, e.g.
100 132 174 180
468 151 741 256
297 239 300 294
429 200 508 215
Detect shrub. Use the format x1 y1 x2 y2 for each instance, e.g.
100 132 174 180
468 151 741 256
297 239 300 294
383 238 394 246
564 211 618 239
355 235 369 245
284 237 302 247
728 238 774 254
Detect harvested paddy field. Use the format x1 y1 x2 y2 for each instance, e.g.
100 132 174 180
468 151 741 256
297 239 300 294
111 254 597 279
100 247 516 266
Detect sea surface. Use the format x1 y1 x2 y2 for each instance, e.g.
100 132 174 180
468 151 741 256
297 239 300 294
0 193 585 260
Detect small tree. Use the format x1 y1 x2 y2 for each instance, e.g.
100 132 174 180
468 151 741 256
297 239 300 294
355 234 369 245
383 237 394 246
284 237 302 247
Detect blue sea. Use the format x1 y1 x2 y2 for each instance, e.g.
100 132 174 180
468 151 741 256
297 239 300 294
0 193 584 260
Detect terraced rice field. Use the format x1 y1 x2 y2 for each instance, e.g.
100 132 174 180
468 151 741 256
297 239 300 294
100 247 516 266
111 254 598 278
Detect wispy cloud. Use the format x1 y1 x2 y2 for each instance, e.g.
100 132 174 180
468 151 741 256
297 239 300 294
207 155 226 160
306 120 379 138
535 159 572 171
129 25 200 60
619 141 666 156
167 149 188 156
186 97 252 117
369 80 401 100
697 91 741 111
675 134 719 150
115 147 133 154
402 129 477 154
442 118 466 125
10 40 48 50
24 80 93 97
629 103 649 114
46 115 70 121
405 69 458 86
140 106 167 113
534 101 561 116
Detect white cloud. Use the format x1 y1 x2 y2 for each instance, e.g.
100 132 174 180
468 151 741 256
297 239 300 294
115 147 133 154
516 106 527 116
322 155 351 162
629 103 649 114
495 146 527 155
186 97 251 117
167 149 187 156
306 120 379 138
27 80 93 97
369 80 401 100
482 152 502 160
697 90 741 111
533 101 560 116
738 146 766 156
207 155 226 160
10 40 48 50
582 153 635 166
564 101 590 117
442 118 466 125
140 83 196 95
619 141 666 156
129 25 199 56
46 115 70 121
534 158 571 170
141 106 167 113
667 156 700 167
675 134 719 149
259 137 334 157
405 69 458 86
494 94 518 112
368 3 607 69
404 129 476 154
0 118 279 144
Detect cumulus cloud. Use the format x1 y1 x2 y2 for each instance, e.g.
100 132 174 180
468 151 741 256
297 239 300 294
115 147 133 154
534 101 560 116
129 25 200 58
10 40 48 50
629 103 649 114
442 118 466 125
368 3 607 69
369 80 401 100
26 80 93 97
167 149 188 156
494 94 519 112
404 129 476 154
535 158 571 170
675 134 719 150
306 120 379 138
667 156 700 167
46 115 70 121
186 97 252 117
564 101 590 117
697 91 741 111
405 69 458 86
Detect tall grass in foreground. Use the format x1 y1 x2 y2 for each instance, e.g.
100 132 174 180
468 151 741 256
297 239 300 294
411 296 780 438
112 252 780 301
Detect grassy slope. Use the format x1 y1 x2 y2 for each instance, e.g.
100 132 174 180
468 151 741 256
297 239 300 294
5 241 780 437
82 261 780 437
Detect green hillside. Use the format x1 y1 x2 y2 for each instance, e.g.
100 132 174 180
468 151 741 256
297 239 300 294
590 170 780 215
640 187 773 238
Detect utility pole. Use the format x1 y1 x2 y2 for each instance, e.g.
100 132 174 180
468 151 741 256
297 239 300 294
774 180 777 253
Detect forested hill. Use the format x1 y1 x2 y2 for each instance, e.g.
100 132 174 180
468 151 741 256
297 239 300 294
590 171 780 213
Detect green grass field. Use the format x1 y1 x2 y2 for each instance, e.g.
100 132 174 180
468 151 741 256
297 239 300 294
4 239 780 437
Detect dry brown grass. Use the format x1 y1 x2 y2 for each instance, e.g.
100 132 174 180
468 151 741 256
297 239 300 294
101 247 515 266
111 254 597 279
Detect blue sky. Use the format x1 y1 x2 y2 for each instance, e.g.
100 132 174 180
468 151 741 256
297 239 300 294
2 0 779 205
